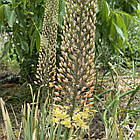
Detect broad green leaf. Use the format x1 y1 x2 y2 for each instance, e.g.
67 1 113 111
0 5 5 25
35 30 40 52
105 1 110 17
4 4 10 20
15 45 23 59
24 0 27 9
109 20 116 41
101 0 110 21
116 13 127 40
30 31 36 55
114 23 125 43
8 10 16 27
4 4 16 27
21 40 29 53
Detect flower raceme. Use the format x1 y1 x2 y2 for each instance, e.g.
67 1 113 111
35 0 58 87
54 0 97 116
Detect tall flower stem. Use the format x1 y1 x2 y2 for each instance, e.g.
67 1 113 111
55 0 97 139
35 0 59 95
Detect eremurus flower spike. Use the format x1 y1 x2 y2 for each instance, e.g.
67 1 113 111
54 0 97 115
35 0 58 88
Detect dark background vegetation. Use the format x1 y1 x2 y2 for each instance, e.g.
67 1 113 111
0 0 139 83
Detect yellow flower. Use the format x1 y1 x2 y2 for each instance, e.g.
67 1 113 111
72 113 81 121
60 111 68 119
74 108 80 113
79 111 89 119
53 108 62 118
63 106 69 110
61 117 71 128
75 119 88 130
52 116 60 124
49 83 54 87
84 107 89 113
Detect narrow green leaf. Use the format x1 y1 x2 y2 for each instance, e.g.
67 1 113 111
136 117 140 126
4 4 10 20
109 20 116 41
102 0 110 21
12 0 16 8
126 86 140 107
56 124 62 140
112 85 121 115
5 0 12 2
6 109 16 140
50 122 55 140
16 9 26 27
1 41 10 59
120 86 140 98
58 0 65 26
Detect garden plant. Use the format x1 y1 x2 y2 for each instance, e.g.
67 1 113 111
0 0 140 140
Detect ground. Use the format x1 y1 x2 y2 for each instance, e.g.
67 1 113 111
0 65 140 139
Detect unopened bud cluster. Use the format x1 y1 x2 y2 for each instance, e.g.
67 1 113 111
35 0 58 87
54 0 97 108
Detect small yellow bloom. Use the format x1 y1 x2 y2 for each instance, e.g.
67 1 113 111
72 113 81 121
60 111 68 119
49 83 54 87
75 119 88 130
53 108 62 117
79 111 89 119
52 117 60 124
74 108 80 113
61 117 71 128
84 107 90 113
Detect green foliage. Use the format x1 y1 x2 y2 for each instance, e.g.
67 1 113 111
127 20 140 67
0 0 66 83
0 86 94 140
95 0 140 71
0 0 46 82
